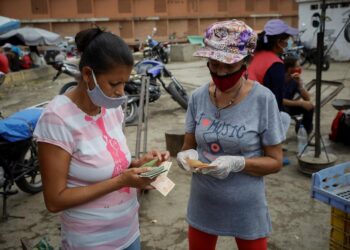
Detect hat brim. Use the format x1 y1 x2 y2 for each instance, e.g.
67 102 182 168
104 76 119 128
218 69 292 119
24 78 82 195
193 47 247 64
285 27 298 36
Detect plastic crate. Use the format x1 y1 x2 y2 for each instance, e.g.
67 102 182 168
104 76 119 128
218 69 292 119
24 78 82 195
312 162 350 213
330 228 350 249
332 208 350 233
330 238 350 250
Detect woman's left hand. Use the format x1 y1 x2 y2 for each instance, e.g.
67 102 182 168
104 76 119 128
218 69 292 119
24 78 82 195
202 156 245 179
135 149 170 168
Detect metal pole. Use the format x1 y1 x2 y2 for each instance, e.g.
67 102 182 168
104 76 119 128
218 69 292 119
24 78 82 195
122 97 127 131
135 76 146 158
143 77 150 154
314 0 326 157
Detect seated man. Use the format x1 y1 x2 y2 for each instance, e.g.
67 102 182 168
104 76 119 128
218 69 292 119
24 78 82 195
283 56 314 134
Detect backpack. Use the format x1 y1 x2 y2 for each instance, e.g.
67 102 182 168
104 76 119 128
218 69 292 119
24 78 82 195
329 110 350 145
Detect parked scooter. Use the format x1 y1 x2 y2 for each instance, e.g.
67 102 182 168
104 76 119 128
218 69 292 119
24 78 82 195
142 28 170 64
0 72 43 221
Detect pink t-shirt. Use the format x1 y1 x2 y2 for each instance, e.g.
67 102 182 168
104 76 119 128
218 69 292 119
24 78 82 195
34 95 139 250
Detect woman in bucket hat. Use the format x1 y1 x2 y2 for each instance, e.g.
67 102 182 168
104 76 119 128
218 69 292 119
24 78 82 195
177 20 285 250
248 19 298 111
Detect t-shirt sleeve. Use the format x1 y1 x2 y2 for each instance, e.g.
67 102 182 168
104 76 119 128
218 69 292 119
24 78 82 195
185 93 196 134
33 110 74 154
259 92 286 146
263 62 285 111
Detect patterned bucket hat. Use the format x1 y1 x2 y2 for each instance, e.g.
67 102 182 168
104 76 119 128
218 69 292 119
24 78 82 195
193 19 257 64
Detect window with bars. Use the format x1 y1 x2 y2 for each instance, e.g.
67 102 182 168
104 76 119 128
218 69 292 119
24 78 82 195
31 0 48 14
246 0 254 11
77 0 92 13
119 0 131 13
155 0 166 12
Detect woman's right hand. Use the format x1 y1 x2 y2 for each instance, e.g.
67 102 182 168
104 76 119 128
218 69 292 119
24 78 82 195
118 167 155 189
176 149 198 171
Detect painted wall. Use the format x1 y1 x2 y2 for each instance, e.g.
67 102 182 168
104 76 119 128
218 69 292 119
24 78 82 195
298 1 350 61
0 0 298 45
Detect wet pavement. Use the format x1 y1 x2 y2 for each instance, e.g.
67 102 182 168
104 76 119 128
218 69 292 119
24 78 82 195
0 60 350 249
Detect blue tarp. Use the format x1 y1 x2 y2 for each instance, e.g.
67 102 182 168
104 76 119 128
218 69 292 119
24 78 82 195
0 16 20 35
0 108 43 142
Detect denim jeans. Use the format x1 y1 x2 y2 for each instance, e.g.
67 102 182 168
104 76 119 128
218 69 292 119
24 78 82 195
124 237 141 250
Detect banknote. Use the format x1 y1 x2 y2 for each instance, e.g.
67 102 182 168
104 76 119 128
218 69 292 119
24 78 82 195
151 175 175 197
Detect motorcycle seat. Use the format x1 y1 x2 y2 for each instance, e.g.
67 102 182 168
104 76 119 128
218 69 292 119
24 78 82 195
0 108 42 143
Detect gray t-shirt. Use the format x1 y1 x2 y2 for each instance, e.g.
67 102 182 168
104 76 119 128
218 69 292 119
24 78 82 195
185 82 285 239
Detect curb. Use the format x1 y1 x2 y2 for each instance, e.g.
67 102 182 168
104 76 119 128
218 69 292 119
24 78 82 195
3 65 57 87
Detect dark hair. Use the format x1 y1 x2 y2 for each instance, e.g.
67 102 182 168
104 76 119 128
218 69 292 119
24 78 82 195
255 31 290 52
75 27 134 74
284 56 298 71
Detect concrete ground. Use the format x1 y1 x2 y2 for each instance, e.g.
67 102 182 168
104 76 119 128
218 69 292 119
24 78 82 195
0 60 349 249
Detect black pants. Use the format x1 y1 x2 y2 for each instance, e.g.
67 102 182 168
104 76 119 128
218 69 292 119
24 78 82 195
285 106 314 134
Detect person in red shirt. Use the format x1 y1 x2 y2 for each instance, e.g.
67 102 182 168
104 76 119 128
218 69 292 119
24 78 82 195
0 47 10 74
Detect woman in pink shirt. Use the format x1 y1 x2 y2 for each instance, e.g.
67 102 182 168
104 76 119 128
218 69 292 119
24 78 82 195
34 28 169 249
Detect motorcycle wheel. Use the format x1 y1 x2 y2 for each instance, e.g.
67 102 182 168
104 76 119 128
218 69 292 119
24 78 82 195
167 81 188 110
15 141 42 194
59 81 78 94
322 59 330 71
125 101 138 124
143 49 152 59
160 50 168 64
299 51 307 66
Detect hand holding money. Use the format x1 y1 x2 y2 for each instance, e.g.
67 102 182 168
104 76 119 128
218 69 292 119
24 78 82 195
176 149 199 171
135 149 170 168
118 167 156 190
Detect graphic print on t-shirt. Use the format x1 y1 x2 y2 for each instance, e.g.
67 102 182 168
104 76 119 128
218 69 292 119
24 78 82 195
197 112 244 162
85 111 130 193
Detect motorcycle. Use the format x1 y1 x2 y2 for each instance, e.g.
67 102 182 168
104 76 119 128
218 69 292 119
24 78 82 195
290 28 330 71
51 61 81 94
0 72 43 221
135 59 188 106
142 28 170 64
299 45 330 71
125 59 188 123
125 70 161 124
56 59 188 124
52 61 147 124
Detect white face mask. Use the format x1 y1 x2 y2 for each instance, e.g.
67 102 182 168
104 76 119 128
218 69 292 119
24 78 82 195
87 70 127 109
